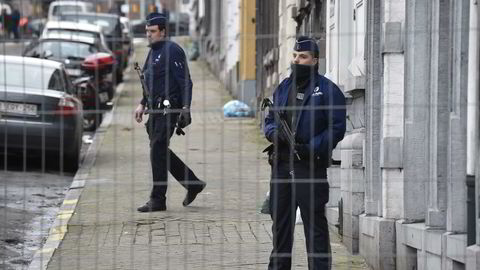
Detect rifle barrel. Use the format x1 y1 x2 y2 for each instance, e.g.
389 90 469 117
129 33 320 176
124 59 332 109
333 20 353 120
261 98 301 161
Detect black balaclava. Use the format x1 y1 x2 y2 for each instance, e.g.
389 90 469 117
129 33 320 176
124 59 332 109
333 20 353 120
290 36 319 86
290 63 317 86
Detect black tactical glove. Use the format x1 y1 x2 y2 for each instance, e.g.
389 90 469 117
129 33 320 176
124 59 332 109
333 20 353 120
294 143 311 158
177 107 192 128
267 130 289 145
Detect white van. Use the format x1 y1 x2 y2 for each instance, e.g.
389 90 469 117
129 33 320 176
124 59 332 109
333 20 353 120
48 1 95 21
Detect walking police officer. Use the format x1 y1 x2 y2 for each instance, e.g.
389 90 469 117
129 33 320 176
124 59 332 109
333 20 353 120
264 36 346 269
134 12 206 212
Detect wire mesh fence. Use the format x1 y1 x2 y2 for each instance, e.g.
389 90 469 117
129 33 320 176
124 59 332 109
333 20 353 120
0 35 368 270
1 1 479 270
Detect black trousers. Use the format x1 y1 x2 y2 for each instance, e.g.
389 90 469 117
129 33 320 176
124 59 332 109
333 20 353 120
147 113 202 201
268 159 331 270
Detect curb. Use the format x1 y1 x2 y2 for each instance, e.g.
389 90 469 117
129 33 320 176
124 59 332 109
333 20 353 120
27 70 130 270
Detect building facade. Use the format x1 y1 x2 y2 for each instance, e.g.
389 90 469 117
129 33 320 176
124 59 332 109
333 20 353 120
360 0 479 269
261 0 480 269
193 0 480 268
193 0 256 108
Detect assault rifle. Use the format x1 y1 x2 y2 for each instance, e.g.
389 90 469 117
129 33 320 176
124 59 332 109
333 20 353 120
134 62 149 107
261 98 300 160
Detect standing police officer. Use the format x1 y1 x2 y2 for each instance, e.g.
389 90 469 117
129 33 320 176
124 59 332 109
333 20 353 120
264 36 346 269
134 12 206 212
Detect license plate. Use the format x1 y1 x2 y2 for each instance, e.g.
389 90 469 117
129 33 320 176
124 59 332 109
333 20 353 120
66 68 82 76
0 101 37 116
99 92 109 103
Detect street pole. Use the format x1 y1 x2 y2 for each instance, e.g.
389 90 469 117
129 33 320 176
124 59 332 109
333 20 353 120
175 0 179 35
140 0 146 20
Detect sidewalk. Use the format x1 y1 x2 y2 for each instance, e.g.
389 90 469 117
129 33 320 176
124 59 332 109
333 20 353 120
36 39 370 270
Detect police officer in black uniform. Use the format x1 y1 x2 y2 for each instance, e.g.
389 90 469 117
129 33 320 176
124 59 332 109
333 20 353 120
264 36 346 269
135 12 206 212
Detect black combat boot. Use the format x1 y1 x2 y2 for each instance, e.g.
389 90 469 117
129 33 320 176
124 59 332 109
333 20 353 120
137 199 166 212
183 181 206 206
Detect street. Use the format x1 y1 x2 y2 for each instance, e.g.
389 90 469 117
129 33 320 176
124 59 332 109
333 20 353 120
0 170 71 269
0 39 99 270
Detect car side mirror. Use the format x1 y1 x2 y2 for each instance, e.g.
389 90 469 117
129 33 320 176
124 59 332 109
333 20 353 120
42 50 53 59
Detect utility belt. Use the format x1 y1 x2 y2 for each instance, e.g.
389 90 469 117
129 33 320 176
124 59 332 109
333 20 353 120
144 96 186 136
147 97 164 110
145 96 175 115
263 144 328 167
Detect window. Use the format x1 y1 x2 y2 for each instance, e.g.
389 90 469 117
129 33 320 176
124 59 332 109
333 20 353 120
61 69 74 94
48 70 63 91
46 29 99 40
26 40 99 60
52 5 82 16
0 63 56 90
354 1 365 57
60 14 120 36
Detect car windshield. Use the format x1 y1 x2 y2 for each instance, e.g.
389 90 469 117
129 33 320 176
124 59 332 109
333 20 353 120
29 40 98 60
60 14 118 35
52 5 82 16
0 63 56 90
46 29 99 40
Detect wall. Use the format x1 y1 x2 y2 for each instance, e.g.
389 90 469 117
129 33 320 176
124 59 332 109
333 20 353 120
466 0 480 269
196 0 256 110
237 0 256 108
325 0 367 254
360 0 473 269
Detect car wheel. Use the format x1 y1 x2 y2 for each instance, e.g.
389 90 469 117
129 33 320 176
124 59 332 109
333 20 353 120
83 112 102 131
105 82 115 100
115 69 123 84
64 140 80 173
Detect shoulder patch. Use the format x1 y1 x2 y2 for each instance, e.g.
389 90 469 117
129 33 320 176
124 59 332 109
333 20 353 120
312 86 323 97
174 61 184 69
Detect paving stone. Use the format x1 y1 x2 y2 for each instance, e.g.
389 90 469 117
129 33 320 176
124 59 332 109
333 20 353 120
46 40 370 270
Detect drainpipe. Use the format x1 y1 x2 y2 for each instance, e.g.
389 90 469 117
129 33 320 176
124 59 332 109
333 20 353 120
467 0 478 246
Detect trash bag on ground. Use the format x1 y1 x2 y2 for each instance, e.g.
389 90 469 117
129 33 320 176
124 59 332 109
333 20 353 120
223 100 252 117
188 41 200 61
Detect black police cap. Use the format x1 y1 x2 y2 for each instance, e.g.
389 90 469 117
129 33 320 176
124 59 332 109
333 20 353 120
294 36 319 53
146 12 167 26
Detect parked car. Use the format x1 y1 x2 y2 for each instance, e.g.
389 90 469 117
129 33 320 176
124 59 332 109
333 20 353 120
0 55 83 172
41 20 110 53
59 12 130 80
23 34 112 79
131 12 189 38
48 0 95 21
22 34 115 130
